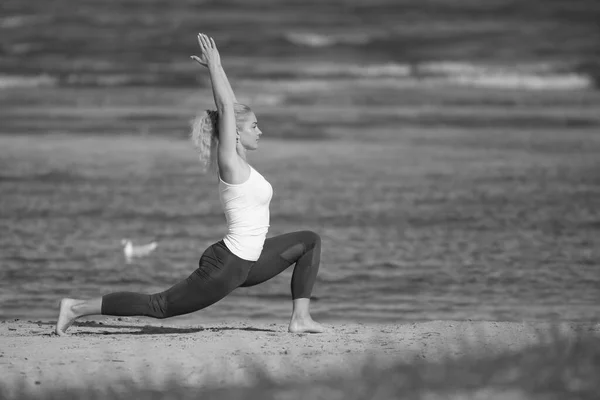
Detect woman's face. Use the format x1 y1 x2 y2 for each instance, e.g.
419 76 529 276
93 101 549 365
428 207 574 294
237 112 262 150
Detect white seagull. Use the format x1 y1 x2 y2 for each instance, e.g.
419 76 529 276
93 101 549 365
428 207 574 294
121 239 158 260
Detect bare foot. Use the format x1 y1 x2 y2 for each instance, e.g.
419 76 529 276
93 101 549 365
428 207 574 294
55 298 78 336
288 316 326 333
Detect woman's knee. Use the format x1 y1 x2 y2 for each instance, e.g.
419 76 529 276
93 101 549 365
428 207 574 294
299 230 321 249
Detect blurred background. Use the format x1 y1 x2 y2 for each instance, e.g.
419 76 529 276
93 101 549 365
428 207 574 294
1 0 600 91
0 0 599 324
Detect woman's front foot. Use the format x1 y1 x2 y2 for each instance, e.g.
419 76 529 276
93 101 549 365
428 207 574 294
288 314 326 333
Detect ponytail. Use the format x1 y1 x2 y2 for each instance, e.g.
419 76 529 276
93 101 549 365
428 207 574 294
190 109 219 173
190 103 253 173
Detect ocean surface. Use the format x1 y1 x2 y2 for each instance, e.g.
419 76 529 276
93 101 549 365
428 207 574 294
1 114 599 324
1 0 599 90
1 0 600 324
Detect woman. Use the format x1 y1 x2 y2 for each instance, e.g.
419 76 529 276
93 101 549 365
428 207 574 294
55 33 325 336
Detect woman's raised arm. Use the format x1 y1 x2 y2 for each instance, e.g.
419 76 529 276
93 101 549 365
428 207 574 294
220 65 238 104
191 37 238 104
195 34 239 173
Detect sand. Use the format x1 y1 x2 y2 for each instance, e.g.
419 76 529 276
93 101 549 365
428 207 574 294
1 317 597 395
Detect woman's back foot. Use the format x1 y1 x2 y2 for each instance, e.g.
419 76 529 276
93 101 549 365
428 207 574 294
55 298 77 336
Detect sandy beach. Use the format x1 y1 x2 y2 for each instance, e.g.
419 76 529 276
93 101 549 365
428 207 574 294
1 317 597 395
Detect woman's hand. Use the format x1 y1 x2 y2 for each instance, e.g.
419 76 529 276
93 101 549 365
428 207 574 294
191 33 221 68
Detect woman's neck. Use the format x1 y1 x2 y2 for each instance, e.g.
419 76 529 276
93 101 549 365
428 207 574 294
237 146 247 161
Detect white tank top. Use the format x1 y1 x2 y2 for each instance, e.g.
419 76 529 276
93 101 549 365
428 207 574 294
218 165 273 261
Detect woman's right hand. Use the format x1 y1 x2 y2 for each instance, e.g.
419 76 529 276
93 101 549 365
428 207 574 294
191 33 221 68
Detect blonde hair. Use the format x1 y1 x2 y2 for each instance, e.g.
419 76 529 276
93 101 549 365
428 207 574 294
190 103 253 173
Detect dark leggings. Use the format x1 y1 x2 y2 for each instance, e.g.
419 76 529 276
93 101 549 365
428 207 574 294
101 230 321 319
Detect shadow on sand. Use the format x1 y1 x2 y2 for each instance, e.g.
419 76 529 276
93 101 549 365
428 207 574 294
41 320 277 336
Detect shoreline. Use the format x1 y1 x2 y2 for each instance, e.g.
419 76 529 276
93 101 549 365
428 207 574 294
1 318 598 393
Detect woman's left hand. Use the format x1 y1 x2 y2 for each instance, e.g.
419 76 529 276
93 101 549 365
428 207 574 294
191 33 220 68
190 51 208 68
